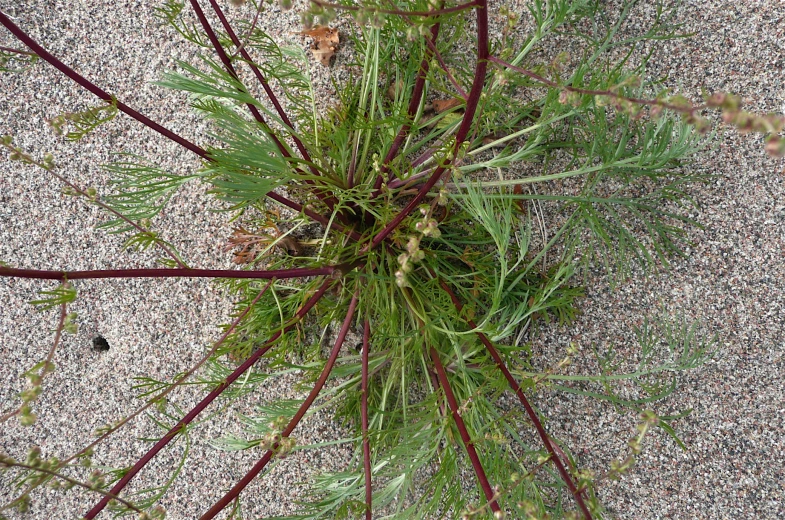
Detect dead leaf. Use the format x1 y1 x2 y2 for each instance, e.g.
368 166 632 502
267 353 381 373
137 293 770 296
225 226 266 264
481 134 508 148
225 227 302 263
432 98 463 113
512 184 526 214
387 79 404 100
299 26 339 67
277 236 303 256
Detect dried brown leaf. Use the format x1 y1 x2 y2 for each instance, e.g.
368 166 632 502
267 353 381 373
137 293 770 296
226 226 266 264
432 98 463 113
299 26 339 67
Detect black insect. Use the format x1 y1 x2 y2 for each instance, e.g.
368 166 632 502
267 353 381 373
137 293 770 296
92 335 110 351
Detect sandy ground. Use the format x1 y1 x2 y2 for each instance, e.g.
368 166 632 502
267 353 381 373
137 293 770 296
1 0 783 518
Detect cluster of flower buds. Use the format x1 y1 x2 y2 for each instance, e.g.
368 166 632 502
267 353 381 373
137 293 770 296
608 409 659 480
395 208 442 287
275 436 297 459
707 93 785 156
17 361 55 427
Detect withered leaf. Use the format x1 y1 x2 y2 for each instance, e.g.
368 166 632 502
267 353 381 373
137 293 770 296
299 26 339 67
277 236 302 256
481 134 509 148
225 227 303 263
226 226 266 264
432 98 463 113
512 184 526 214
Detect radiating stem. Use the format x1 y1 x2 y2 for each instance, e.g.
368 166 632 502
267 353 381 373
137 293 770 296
429 346 501 514
309 0 480 18
0 295 67 423
0 461 143 514
369 0 489 250
188 0 340 216
82 279 335 519
200 291 360 519
489 55 709 116
422 34 467 100
1 280 275 514
0 10 207 160
207 0 315 165
373 19 442 192
437 278 593 519
0 9 348 238
0 265 339 281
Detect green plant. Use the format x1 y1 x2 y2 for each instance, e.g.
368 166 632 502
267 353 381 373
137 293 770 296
0 0 781 518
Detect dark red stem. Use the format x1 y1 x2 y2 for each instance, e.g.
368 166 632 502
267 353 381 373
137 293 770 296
0 10 208 160
373 21 442 192
437 279 593 519
82 278 334 519
200 291 360 519
0 10 348 238
206 0 320 174
369 0 488 250
310 0 480 18
489 56 708 115
188 0 340 215
429 346 501 514
0 265 337 281
423 34 467 100
361 318 372 519
0 44 37 56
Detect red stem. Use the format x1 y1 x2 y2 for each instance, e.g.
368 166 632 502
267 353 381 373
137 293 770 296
0 10 208 160
200 291 360 519
373 21 442 192
205 0 320 175
429 346 501 514
489 56 708 115
0 44 37 56
361 318 372 519
0 10 349 238
83 278 334 519
423 34 467 100
188 0 340 216
0 265 337 281
369 0 488 250
437 279 593 519
310 0 480 18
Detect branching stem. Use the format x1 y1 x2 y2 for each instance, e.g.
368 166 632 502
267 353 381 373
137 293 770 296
0 265 339 281
0 460 143 514
82 278 335 519
309 0 480 18
0 10 208 160
0 295 67 423
437 279 593 519
369 0 489 249
429 346 501 514
489 56 709 115
200 291 360 519
190 0 340 215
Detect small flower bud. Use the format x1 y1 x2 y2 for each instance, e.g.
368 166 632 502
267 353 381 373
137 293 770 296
20 410 37 426
406 236 420 255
